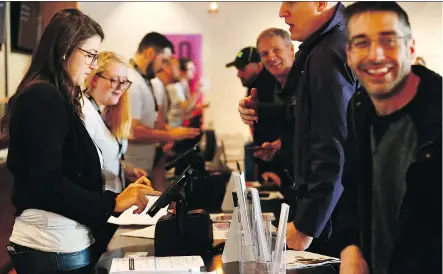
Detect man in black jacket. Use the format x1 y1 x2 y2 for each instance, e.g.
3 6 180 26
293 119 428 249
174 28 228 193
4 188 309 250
227 46 264 181
239 2 357 253
338 2 442 274
228 46 282 181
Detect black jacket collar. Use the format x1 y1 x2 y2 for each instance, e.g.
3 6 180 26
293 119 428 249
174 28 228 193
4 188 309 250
353 65 442 146
299 3 346 50
277 3 347 97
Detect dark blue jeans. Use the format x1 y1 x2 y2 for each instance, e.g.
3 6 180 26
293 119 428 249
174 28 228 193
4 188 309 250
7 242 95 274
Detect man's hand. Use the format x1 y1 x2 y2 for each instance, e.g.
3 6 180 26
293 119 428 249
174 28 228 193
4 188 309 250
261 172 281 185
286 222 313 251
238 88 258 126
340 245 369 274
170 127 201 140
124 166 148 183
253 139 281 162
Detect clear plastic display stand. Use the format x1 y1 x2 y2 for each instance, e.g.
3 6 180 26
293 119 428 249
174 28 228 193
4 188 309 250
221 172 289 274
238 188 289 274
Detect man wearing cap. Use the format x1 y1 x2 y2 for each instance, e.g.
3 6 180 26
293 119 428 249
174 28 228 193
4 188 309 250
227 47 266 181
227 46 280 181
226 46 264 97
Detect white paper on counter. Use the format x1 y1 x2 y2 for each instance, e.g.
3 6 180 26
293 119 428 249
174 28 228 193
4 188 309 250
108 196 168 225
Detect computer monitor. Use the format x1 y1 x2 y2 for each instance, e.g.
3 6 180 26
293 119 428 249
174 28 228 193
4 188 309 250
147 165 194 217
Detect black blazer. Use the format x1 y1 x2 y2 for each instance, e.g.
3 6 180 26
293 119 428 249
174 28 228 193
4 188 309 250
7 81 118 253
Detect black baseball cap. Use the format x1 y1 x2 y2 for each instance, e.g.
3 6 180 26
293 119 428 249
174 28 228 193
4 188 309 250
226 46 261 69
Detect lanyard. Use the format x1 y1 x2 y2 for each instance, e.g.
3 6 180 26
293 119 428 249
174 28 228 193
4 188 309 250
86 95 124 160
129 59 159 112
87 94 127 189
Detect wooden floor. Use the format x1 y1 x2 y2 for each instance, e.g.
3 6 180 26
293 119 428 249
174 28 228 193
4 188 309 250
0 164 15 274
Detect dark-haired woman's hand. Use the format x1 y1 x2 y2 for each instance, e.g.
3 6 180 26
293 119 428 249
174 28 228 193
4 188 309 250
114 176 161 214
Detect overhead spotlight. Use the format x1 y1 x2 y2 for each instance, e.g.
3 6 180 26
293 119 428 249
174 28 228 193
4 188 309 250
208 2 219 14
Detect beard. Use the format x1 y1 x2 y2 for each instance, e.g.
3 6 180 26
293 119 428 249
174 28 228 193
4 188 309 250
369 74 408 100
146 62 156 80
240 78 249 87
244 73 258 88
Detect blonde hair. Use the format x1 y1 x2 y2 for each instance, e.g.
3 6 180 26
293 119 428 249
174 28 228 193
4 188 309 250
84 51 132 140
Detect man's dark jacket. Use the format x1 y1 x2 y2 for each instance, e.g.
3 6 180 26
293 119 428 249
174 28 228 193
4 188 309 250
335 65 442 274
273 3 358 239
248 68 285 175
250 68 282 146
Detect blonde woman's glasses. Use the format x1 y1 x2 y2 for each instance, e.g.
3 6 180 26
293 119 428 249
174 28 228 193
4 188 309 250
97 73 132 91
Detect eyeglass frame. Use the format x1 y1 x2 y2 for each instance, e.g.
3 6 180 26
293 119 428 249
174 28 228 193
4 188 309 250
347 32 411 54
96 73 132 91
77 47 99 66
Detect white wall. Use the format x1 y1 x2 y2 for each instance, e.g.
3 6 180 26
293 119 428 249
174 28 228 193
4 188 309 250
0 49 31 98
399 2 443 73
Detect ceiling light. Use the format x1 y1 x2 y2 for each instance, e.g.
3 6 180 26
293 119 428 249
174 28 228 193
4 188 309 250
208 2 219 14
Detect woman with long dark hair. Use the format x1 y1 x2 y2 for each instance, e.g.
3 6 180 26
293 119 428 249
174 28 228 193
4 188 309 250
2 9 159 274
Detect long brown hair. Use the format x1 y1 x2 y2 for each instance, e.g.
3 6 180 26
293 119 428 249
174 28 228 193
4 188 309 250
0 9 104 141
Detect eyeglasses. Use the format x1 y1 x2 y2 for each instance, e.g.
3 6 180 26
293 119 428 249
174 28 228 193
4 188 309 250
97 73 132 91
78 48 99 66
348 34 410 55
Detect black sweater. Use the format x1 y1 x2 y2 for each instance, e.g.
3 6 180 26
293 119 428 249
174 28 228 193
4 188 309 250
7 82 118 246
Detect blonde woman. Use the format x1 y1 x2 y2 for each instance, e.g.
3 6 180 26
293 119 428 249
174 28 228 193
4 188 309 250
83 51 148 193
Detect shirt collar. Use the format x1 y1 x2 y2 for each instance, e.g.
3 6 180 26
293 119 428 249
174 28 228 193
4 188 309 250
299 2 346 50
